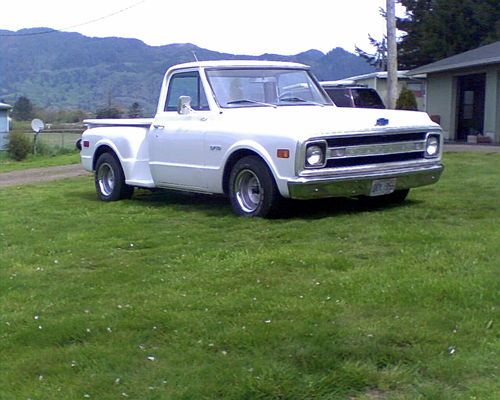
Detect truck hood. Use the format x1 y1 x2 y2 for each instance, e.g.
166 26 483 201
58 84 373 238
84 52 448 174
221 106 439 140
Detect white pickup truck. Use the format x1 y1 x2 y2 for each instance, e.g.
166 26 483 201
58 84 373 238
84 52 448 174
80 60 443 217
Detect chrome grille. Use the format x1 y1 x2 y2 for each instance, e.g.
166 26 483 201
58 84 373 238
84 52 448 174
324 131 429 169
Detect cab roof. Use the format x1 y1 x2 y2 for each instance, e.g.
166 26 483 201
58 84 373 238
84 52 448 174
168 60 309 71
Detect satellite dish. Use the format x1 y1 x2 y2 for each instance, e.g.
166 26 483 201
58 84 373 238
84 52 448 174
31 119 45 133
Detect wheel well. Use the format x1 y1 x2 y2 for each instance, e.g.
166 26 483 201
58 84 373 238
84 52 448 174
92 145 117 170
222 149 266 195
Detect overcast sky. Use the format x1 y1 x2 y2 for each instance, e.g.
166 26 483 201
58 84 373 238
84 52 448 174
2 0 406 56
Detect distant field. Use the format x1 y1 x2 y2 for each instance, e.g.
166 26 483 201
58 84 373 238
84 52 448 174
33 131 82 150
0 151 80 173
9 121 83 150
17 130 82 151
0 153 499 399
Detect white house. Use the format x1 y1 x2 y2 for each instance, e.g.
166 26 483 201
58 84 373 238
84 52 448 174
408 41 500 143
0 102 12 150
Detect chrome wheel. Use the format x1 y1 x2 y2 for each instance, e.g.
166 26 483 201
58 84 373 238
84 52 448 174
94 152 134 201
97 162 115 197
229 156 281 217
234 169 263 213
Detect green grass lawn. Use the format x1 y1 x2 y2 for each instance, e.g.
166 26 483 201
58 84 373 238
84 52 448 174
0 151 80 173
0 153 498 399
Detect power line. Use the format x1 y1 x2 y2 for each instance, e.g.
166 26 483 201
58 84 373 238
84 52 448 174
0 0 147 37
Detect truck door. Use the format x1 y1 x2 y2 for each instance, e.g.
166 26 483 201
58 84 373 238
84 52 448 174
149 71 211 190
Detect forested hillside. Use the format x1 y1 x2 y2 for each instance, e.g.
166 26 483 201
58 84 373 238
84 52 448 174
0 28 375 115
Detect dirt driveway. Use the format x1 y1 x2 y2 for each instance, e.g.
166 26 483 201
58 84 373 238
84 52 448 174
0 164 90 187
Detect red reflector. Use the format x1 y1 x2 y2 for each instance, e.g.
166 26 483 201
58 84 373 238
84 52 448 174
83 140 90 148
277 149 289 158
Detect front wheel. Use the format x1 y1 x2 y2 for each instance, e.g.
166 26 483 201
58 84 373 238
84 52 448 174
229 156 282 217
95 152 134 201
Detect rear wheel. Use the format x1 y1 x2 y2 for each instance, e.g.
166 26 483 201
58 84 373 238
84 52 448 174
95 152 134 201
229 156 282 217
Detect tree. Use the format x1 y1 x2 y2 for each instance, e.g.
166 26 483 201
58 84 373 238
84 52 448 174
398 0 500 69
396 87 418 110
95 106 122 119
11 96 34 121
355 2 398 108
355 35 388 71
128 102 143 118
355 6 389 71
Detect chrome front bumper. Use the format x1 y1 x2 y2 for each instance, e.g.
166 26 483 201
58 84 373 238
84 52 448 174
287 164 444 200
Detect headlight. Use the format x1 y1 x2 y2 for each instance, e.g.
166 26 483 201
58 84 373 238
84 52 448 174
425 134 440 158
305 142 326 168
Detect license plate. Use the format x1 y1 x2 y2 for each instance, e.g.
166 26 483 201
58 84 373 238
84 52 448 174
370 178 396 196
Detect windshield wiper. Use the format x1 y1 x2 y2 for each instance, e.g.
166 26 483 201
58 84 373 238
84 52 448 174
279 96 325 107
226 99 277 108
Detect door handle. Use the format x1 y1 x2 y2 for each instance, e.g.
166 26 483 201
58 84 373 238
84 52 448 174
153 124 165 130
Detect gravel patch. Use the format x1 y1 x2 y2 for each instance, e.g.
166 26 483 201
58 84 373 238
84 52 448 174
0 164 90 187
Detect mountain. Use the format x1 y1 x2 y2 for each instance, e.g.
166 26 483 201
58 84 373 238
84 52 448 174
0 28 376 115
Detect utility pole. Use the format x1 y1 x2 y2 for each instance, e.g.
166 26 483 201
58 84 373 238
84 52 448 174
386 0 398 109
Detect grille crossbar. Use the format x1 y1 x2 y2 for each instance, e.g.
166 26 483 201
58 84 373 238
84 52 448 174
326 132 427 147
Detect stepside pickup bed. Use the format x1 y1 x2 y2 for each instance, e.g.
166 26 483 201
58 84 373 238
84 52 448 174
80 60 443 217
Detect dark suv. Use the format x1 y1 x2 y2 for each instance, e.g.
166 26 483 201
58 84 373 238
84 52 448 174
321 84 385 109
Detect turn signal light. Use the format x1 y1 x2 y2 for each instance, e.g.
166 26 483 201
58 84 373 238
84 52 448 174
277 149 289 158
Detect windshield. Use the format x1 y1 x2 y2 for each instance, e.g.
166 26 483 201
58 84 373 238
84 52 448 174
205 68 332 108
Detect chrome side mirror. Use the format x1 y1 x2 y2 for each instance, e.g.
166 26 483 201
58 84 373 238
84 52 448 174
177 96 193 115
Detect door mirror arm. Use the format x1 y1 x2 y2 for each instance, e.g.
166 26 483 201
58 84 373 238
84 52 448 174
177 96 193 115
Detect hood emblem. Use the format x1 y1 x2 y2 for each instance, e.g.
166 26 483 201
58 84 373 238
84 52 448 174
376 118 389 126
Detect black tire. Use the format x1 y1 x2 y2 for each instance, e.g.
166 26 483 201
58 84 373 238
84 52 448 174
95 152 134 201
359 189 410 207
228 156 282 217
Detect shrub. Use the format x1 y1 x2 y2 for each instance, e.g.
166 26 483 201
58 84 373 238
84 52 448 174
396 87 418 111
7 131 32 161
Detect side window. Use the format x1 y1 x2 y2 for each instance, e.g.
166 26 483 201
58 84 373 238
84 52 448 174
165 71 209 111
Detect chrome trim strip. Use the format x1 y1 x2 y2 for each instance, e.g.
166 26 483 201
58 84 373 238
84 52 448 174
327 140 426 159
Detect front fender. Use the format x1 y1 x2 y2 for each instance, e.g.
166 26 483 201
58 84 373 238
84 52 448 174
222 138 297 197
